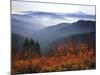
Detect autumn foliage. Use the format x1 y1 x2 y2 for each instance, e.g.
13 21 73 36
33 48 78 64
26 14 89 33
11 37 96 75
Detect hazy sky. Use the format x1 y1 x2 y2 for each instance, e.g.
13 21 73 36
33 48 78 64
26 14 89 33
12 0 95 15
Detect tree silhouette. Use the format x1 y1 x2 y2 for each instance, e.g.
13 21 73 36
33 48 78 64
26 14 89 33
23 38 41 56
35 40 41 55
23 38 29 50
29 38 35 49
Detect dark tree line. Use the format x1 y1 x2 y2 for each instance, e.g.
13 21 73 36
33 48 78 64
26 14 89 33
23 38 41 57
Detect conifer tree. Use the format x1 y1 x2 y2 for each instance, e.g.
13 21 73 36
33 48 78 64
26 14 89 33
29 38 35 49
23 38 29 50
35 41 41 55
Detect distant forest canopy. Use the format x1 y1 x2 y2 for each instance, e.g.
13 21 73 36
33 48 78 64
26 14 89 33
12 31 95 56
12 37 41 55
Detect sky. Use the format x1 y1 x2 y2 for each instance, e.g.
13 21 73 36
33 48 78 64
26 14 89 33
12 0 95 15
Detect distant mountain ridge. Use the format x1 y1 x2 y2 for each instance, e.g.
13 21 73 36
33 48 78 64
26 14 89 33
31 20 95 53
11 19 96 54
13 11 95 20
11 11 96 37
11 16 46 37
33 20 95 42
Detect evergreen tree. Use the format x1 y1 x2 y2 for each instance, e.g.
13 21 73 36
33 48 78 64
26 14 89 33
35 41 41 55
29 38 35 58
29 38 35 49
23 38 41 57
23 38 29 50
